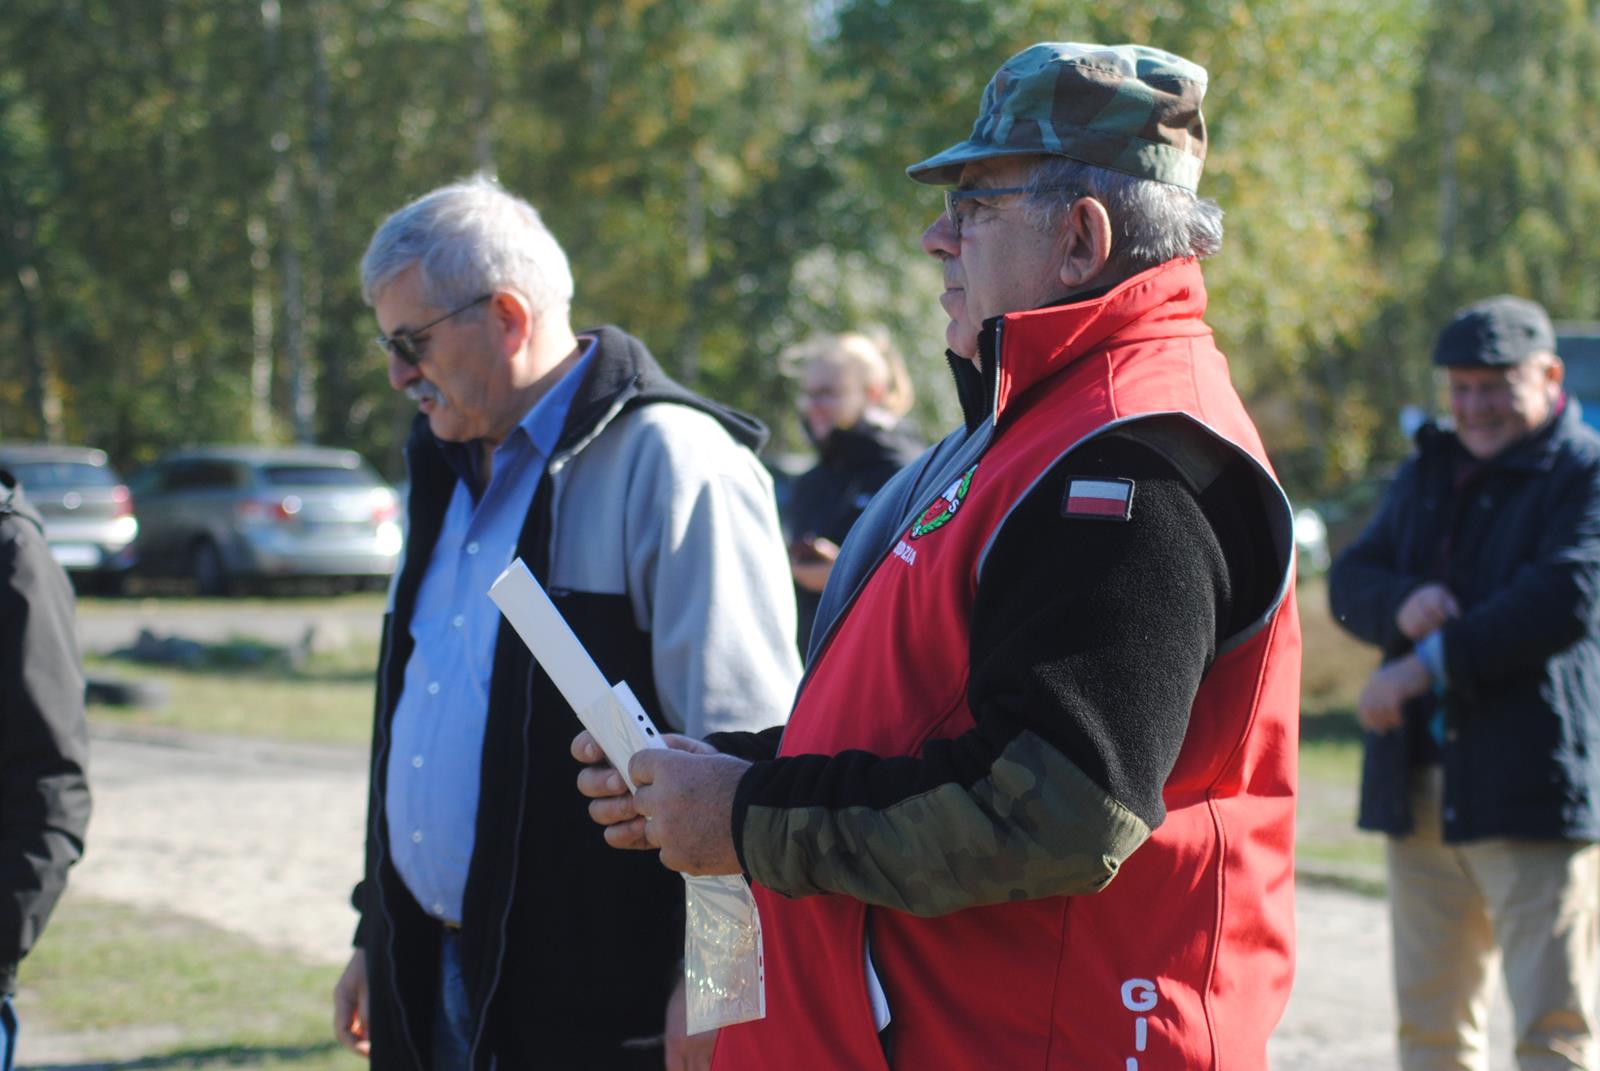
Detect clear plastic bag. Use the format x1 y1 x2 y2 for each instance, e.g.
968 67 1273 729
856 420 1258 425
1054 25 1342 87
683 873 765 1035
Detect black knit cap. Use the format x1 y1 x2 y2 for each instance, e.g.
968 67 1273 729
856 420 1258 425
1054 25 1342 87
1433 295 1555 368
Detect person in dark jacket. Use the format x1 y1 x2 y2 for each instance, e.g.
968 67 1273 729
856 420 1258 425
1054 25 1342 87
332 176 799 1071
781 332 922 653
0 469 91 1071
1329 295 1600 1071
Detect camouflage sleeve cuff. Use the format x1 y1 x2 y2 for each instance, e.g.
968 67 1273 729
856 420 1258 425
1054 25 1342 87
737 730 1151 917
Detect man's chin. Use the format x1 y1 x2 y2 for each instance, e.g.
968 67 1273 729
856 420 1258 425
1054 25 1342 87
945 324 981 366
1458 428 1512 461
425 412 469 443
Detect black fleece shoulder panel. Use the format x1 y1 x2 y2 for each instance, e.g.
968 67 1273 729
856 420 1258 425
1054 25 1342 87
969 433 1253 830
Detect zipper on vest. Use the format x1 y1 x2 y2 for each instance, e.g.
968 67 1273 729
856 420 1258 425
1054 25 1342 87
990 321 1004 428
469 457 560 1066
371 615 429 1071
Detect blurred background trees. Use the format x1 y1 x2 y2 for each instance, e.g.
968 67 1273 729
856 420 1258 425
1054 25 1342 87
0 0 1592 501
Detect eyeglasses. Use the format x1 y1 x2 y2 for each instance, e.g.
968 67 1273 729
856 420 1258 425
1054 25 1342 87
374 293 492 365
943 186 1082 238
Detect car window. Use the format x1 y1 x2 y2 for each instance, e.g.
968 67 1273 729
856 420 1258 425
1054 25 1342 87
260 464 376 487
4 461 118 490
163 460 244 490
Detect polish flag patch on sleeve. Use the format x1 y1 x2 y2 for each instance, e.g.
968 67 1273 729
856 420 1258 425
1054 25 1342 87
1061 477 1135 521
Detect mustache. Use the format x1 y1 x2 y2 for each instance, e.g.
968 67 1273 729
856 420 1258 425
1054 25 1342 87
406 380 443 405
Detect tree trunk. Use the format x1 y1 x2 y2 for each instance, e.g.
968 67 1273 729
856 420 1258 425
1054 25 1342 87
466 0 495 173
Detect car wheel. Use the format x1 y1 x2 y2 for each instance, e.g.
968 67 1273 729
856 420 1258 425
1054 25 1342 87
191 538 232 596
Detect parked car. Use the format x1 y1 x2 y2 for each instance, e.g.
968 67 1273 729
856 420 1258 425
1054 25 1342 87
0 442 139 589
1556 322 1600 434
127 445 401 594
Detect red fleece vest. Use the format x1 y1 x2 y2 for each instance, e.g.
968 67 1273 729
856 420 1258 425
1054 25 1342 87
714 260 1300 1071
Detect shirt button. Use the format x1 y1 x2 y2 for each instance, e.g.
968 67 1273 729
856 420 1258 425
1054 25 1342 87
412 830 424 843
452 615 464 629
412 755 424 768
466 541 480 555
427 681 440 695
433 902 445 915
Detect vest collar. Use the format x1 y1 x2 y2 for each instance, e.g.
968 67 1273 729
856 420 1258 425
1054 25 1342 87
954 257 1211 431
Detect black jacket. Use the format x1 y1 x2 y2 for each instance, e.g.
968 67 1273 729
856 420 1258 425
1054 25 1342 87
1329 400 1600 840
0 471 90 996
355 326 798 1070
782 420 922 650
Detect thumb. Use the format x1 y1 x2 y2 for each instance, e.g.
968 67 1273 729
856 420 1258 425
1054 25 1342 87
629 749 659 787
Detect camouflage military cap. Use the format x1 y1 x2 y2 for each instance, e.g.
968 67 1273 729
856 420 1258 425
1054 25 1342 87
907 42 1209 192
1433 295 1556 367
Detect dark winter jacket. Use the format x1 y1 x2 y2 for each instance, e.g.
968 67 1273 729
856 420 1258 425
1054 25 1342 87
782 420 922 651
1329 399 1600 841
0 471 90 996
354 326 799 1070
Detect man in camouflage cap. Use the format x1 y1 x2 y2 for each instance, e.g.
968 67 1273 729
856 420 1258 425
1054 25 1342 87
1332 295 1600 1070
578 42 1301 1068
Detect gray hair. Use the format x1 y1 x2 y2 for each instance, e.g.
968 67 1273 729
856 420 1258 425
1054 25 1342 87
360 174 574 321
1020 156 1224 273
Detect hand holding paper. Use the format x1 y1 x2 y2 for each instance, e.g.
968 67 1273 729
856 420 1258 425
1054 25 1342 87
573 732 747 875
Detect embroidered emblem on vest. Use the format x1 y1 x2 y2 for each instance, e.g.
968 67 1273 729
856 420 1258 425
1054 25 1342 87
1062 477 1135 521
908 465 977 539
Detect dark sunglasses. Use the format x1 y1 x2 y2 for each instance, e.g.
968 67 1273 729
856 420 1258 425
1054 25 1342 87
374 293 492 365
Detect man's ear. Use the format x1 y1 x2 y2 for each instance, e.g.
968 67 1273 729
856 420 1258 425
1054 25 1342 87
1057 197 1114 292
488 289 535 357
1546 354 1566 388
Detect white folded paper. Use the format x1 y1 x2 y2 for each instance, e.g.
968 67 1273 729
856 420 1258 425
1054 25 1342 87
489 558 666 788
488 556 766 1035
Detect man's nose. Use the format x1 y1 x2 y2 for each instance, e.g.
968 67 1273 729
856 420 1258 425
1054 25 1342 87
922 211 957 259
387 351 420 392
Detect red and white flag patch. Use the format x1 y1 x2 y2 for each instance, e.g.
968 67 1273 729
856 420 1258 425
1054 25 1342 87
1061 477 1135 521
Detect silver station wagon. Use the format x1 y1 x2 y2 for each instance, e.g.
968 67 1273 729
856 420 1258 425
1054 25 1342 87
0 442 139 588
128 445 402 594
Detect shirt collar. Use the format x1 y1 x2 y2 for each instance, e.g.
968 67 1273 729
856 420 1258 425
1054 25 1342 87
439 334 598 495
516 334 597 459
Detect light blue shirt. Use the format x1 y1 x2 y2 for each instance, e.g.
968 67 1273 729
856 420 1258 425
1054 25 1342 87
386 341 594 924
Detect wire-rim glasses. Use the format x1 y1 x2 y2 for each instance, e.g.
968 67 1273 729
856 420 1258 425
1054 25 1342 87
943 186 1082 238
374 293 492 365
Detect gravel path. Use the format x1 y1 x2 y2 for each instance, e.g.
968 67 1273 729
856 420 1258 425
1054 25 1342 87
66 725 368 968
19 724 1533 1069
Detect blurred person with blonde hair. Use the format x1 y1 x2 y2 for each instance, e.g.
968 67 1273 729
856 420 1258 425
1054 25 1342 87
782 331 922 652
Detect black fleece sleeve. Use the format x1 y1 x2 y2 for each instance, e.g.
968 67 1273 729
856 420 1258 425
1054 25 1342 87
0 515 90 995
732 432 1266 915
704 724 785 762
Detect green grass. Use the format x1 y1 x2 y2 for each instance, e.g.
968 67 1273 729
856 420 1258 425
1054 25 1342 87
84 637 378 747
16 895 356 1069
1295 578 1387 883
76 592 387 615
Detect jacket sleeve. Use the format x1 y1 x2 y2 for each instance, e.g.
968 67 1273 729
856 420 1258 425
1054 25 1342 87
0 517 90 994
1327 459 1427 652
1442 451 1600 695
732 435 1252 916
704 725 784 763
622 407 802 738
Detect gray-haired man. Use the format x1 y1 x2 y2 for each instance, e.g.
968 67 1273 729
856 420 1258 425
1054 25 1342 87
333 176 800 1070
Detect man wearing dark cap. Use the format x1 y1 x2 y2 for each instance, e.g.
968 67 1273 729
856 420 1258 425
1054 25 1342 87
577 42 1300 1068
1331 296 1600 1070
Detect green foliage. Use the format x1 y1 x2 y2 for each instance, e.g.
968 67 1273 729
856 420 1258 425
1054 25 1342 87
1 0 1594 498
